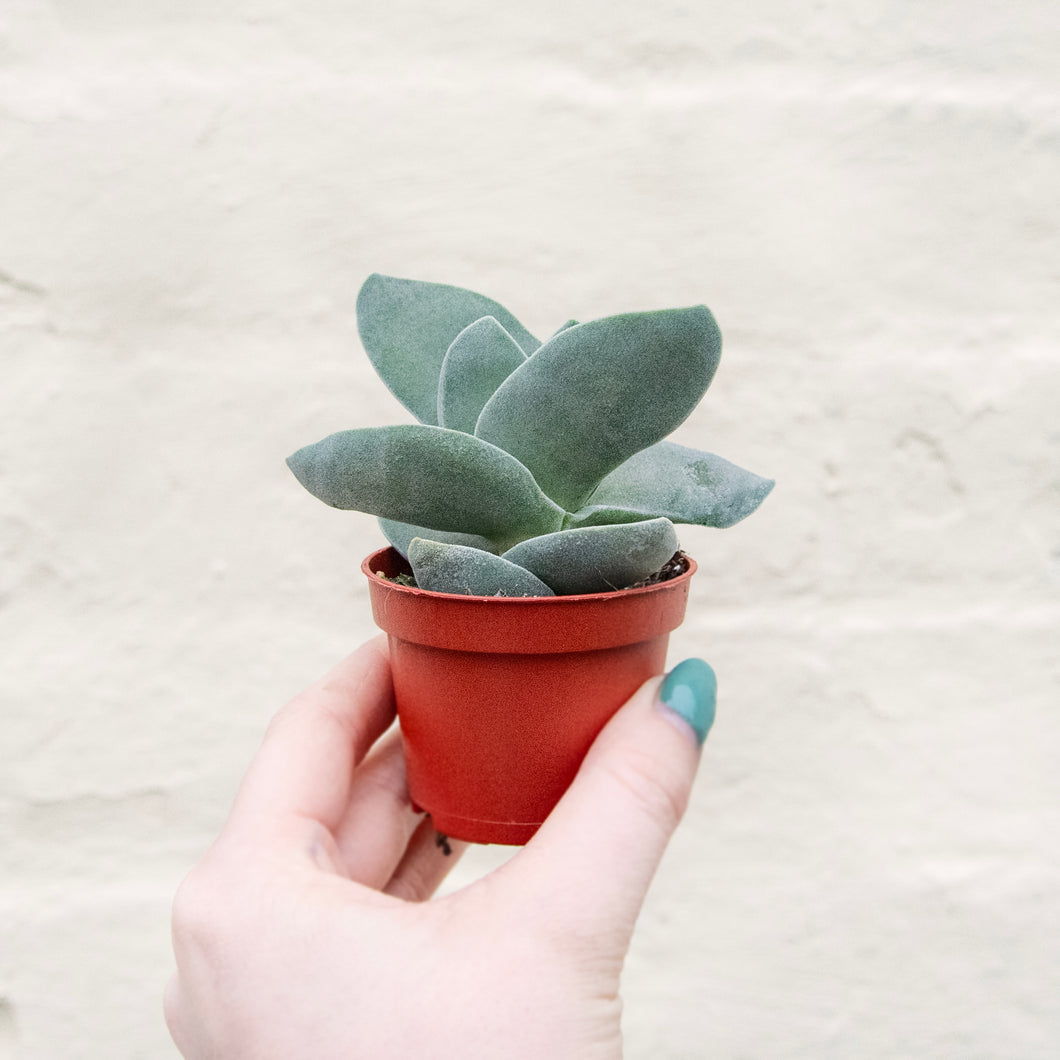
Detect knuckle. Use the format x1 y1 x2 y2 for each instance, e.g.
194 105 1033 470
359 749 409 805
385 875 421 903
170 865 216 946
263 692 310 740
170 852 240 959
266 687 370 754
162 974 184 1042
605 746 689 837
313 687 362 742
387 863 431 903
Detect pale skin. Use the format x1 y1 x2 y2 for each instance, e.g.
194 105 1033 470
165 636 706 1058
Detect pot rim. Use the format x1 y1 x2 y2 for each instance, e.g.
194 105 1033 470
360 545 697 604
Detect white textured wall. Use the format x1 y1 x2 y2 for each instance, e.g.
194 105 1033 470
2 2 1058 1057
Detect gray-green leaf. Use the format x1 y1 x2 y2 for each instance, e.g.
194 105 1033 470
357 274 540 425
437 317 527 434
566 441 775 530
502 518 679 595
379 518 501 558
287 425 564 549
547 319 579 340
475 306 722 511
408 538 554 597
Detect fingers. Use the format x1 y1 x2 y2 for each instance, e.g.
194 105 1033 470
333 730 425 887
384 817 470 902
228 637 396 839
512 659 716 943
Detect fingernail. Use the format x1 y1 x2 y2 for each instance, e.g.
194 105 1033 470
658 658 717 745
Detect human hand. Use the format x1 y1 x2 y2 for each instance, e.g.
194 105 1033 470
164 636 716 1059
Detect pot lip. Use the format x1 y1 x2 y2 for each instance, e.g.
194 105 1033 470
362 545 697 603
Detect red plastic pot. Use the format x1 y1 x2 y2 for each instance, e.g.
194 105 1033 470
363 546 697 845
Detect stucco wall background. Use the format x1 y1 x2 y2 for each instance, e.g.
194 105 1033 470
2 2 1058 1057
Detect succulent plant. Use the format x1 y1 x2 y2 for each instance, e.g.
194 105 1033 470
287 273 774 597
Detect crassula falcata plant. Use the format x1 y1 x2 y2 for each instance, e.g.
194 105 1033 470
287 273 774 597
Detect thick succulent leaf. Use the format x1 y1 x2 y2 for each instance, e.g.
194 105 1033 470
475 306 722 511
408 538 555 597
502 518 679 595
546 319 579 340
357 274 540 424
287 425 564 549
566 441 775 530
437 317 527 434
379 517 500 558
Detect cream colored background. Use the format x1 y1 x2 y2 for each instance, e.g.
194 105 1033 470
2 2 1059 1057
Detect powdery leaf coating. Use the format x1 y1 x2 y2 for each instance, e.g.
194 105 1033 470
546 319 579 340
357 274 540 425
474 307 722 511
379 518 500 558
288 274 776 596
437 317 527 434
567 441 775 530
408 538 555 597
286 426 564 549
502 518 679 595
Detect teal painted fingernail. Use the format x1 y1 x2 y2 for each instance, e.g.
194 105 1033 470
659 658 717 745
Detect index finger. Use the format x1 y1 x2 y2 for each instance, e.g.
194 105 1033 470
228 636 396 837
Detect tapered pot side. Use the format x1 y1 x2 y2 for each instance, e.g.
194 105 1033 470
363 546 697 845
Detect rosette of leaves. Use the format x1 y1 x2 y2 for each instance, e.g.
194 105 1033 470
287 273 774 597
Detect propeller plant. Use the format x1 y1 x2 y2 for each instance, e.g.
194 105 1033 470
287 273 773 596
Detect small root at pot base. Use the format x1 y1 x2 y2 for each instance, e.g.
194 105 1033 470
435 832 453 856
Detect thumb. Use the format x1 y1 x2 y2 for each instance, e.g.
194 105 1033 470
515 658 717 940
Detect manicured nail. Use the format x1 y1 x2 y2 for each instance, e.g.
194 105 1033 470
658 658 717 745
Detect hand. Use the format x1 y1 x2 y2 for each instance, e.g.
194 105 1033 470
164 636 716 1059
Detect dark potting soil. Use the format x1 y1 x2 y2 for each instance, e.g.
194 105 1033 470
625 550 689 590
